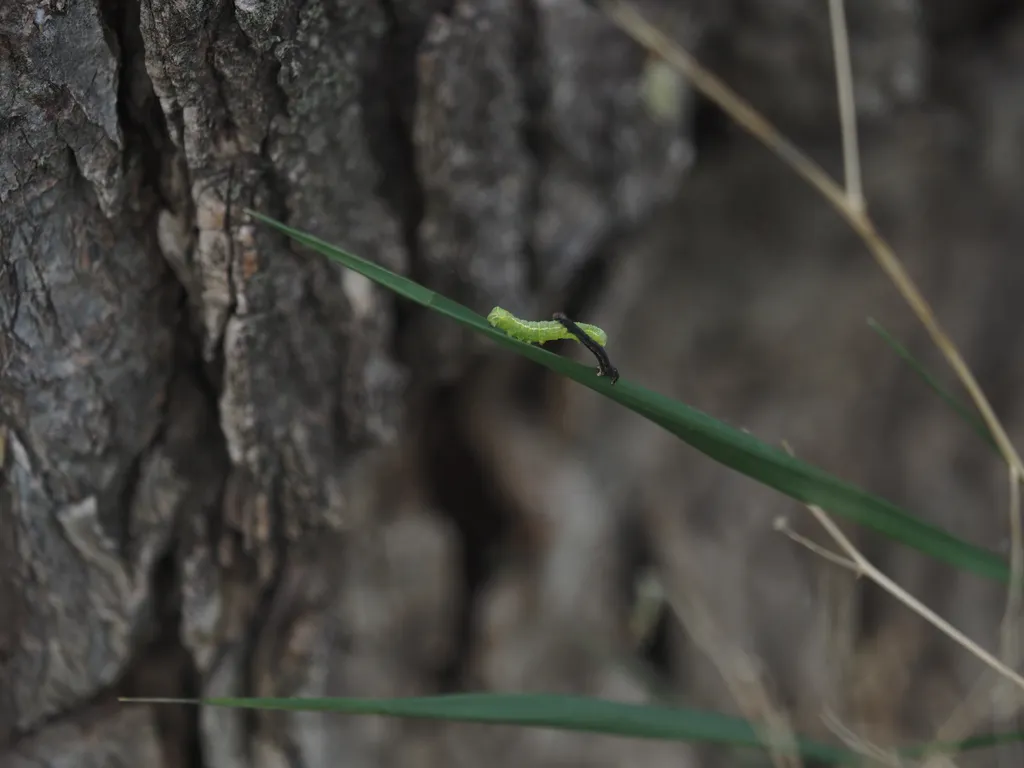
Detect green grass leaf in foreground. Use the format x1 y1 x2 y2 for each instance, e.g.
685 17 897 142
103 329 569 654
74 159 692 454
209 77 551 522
246 210 1009 583
120 693 1024 765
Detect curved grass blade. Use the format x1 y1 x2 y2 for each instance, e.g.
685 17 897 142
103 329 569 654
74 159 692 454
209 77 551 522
114 693 851 764
120 693 1024 766
868 318 998 453
246 210 1010 583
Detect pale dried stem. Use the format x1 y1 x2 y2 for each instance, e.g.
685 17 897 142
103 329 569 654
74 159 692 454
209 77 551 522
801 499 1024 693
599 0 1024 743
782 502 1024 768
999 465 1024 687
773 517 859 575
827 0 863 213
660 575 804 768
925 468 1024 766
822 709 903 767
594 1 1024 761
595 0 1024 521
994 466 1024 767
823 0 1024 760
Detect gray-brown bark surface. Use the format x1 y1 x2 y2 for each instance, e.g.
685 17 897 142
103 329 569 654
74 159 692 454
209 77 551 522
3 0 1024 766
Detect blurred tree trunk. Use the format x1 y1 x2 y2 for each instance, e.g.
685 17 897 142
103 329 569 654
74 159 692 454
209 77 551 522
0 0 691 765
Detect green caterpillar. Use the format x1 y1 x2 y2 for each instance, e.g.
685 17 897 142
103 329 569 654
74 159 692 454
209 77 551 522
487 307 619 384
486 307 608 347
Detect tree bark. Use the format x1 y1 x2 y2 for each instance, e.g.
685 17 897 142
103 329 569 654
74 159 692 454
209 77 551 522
2 0 691 765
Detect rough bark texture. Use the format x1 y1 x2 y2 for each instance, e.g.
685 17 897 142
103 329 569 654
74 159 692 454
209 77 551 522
3 0 1024 766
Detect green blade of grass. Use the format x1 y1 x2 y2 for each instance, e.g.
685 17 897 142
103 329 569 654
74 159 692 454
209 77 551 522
868 318 998 454
246 210 1010 583
120 693 1024 766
